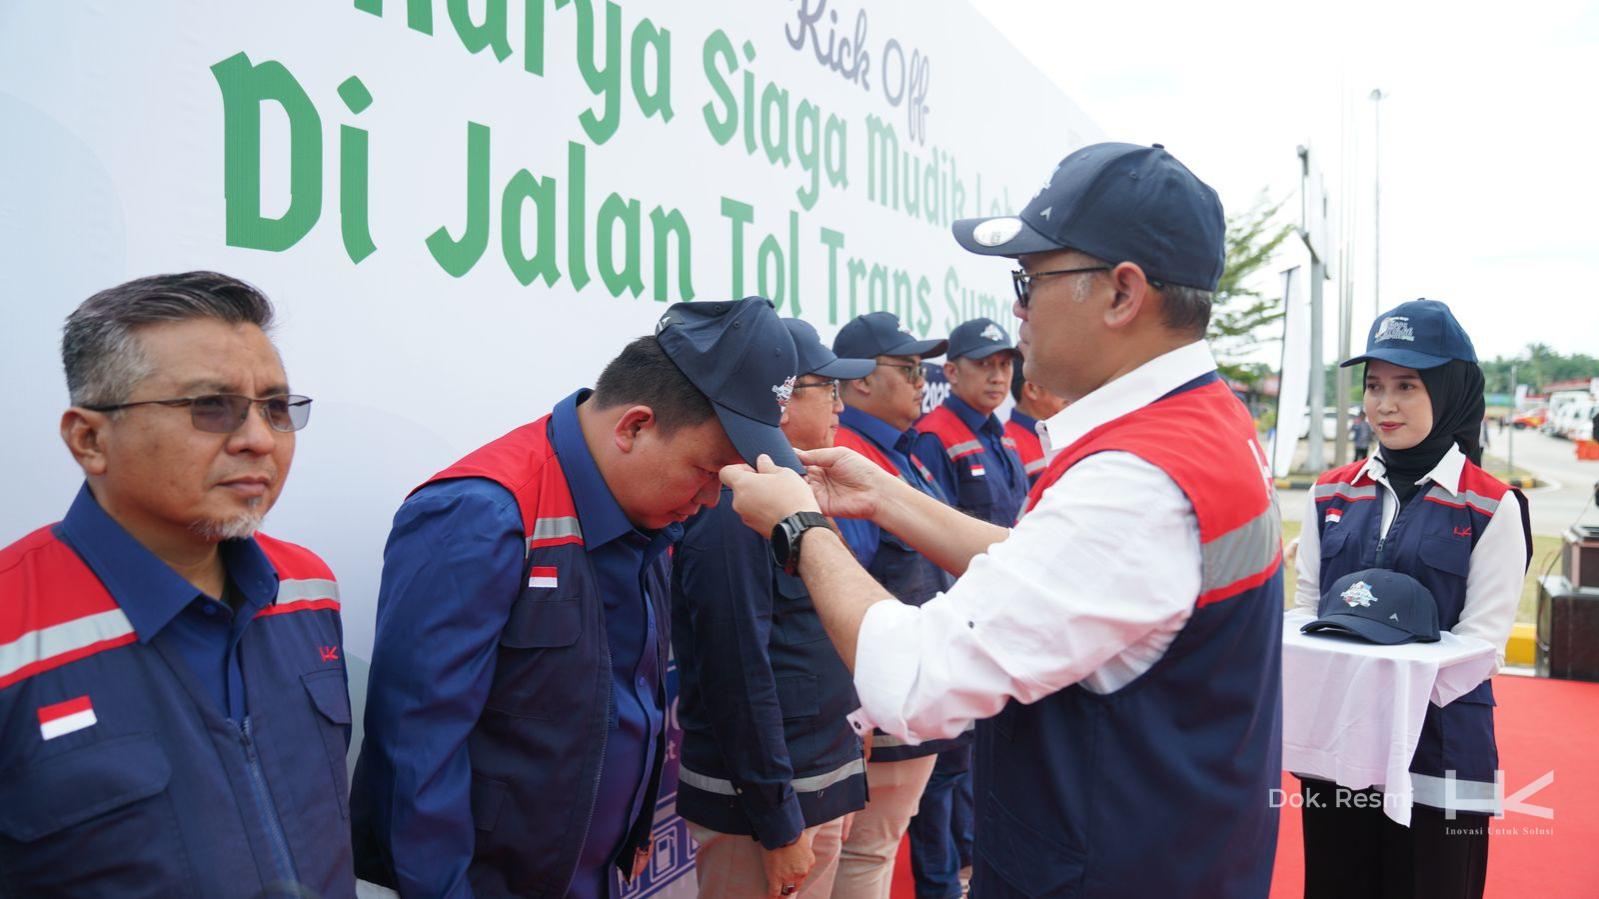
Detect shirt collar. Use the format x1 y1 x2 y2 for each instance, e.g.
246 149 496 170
54 483 279 642
1009 409 1038 436
1039 341 1218 454
548 388 676 552
840 405 917 457
945 394 1002 437
1357 443 1466 495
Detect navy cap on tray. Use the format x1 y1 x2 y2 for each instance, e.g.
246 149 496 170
1301 568 1441 645
952 142 1226 291
654 298 802 472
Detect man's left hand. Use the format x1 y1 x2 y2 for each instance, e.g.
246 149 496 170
720 455 821 536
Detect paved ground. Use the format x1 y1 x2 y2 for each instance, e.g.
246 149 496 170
1277 428 1599 537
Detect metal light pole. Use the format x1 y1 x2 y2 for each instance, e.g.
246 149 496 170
1508 363 1518 480
1370 89 1385 316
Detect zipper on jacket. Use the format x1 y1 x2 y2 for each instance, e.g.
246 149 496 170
235 717 298 887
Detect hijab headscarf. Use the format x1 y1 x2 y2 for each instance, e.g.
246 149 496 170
1373 358 1486 503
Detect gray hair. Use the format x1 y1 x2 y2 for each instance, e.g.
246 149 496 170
1069 251 1212 337
62 271 276 407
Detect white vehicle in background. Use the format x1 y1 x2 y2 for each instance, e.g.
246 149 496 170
1550 399 1597 441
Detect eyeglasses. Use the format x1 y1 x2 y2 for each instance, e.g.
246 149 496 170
876 362 926 385
1011 266 1110 308
84 394 313 433
791 379 841 400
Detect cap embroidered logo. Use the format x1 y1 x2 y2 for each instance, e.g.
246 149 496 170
772 376 796 408
1341 581 1378 608
1374 316 1415 342
980 323 1004 342
973 218 1025 247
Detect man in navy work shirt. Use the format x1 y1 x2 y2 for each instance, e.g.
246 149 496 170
351 298 802 899
1004 365 1069 486
909 317 1029 898
672 318 875 897
0 272 352 897
826 310 959 898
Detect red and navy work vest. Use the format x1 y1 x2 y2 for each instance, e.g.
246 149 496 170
1312 457 1521 813
0 527 352 897
1003 416 1048 485
395 417 667 896
917 403 1030 526
972 374 1284 898
834 425 967 762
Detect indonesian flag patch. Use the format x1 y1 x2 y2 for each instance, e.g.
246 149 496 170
1325 508 1343 524
969 462 987 477
38 695 96 740
527 566 558 589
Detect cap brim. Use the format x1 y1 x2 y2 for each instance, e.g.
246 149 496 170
1340 348 1452 370
952 216 1062 257
884 337 948 359
811 357 877 380
956 344 1022 362
1300 614 1419 645
714 404 803 473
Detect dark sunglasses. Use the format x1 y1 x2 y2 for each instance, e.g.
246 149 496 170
85 394 313 433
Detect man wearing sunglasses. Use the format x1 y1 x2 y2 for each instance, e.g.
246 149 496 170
0 272 352 897
718 144 1284 898
670 318 875 898
352 298 801 899
823 310 957 898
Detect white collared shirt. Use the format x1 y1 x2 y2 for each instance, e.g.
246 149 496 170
851 341 1215 743
1293 445 1525 671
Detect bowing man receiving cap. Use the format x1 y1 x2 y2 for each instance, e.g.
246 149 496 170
352 298 799 899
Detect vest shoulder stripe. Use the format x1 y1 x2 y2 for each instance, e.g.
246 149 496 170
1313 482 1378 502
0 608 137 690
527 516 585 550
944 440 984 461
1424 491 1500 516
254 577 341 618
1025 458 1048 474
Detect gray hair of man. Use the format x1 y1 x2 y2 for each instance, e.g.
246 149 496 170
1069 252 1214 339
62 271 277 408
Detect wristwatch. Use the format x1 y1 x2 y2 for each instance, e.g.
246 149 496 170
771 511 833 575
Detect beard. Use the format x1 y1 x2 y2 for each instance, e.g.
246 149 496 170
190 499 266 541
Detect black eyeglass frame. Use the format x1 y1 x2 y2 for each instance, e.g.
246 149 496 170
875 362 927 385
83 394 314 433
790 379 841 400
1011 265 1167 308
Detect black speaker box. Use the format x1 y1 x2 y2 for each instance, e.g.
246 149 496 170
1536 575 1599 682
1563 525 1599 589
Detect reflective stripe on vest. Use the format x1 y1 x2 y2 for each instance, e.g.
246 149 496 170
678 756 867 797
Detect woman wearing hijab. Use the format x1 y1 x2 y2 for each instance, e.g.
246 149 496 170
1292 299 1531 899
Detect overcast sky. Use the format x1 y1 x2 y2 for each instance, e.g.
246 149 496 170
975 0 1599 363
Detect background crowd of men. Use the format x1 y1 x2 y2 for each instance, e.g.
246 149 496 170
3 142 1294 899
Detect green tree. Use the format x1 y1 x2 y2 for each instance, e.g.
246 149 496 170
1209 193 1296 383
1480 344 1599 394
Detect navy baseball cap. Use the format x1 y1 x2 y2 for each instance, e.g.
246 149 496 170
1340 299 1478 371
654 298 803 472
833 312 947 360
1301 568 1441 645
946 317 1020 362
784 319 875 380
952 142 1226 291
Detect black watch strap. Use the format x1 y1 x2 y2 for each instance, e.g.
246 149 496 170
773 511 833 575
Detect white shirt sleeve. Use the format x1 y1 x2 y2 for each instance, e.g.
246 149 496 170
851 451 1201 743
1294 490 1323 616
1454 492 1527 672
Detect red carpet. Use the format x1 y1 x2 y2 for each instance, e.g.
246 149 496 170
891 675 1599 898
